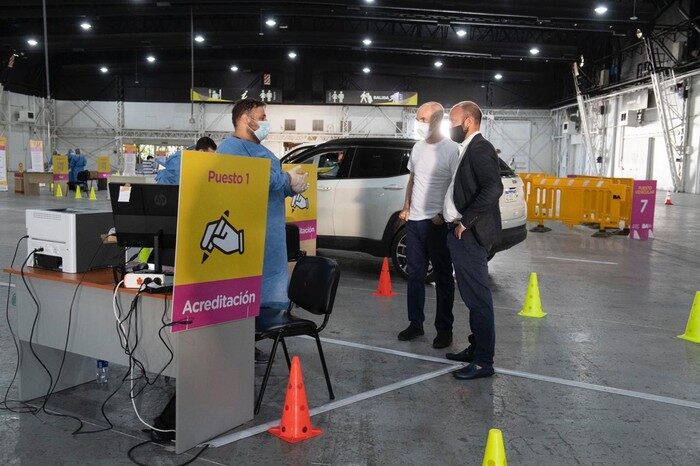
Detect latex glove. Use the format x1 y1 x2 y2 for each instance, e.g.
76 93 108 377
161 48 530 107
287 166 309 194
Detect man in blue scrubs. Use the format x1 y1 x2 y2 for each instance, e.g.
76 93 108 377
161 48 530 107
217 98 308 310
154 136 217 185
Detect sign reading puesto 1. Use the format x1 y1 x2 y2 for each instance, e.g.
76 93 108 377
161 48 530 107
171 151 270 333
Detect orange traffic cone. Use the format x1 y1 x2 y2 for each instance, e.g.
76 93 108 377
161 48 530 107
268 356 322 443
664 191 673 205
373 257 397 297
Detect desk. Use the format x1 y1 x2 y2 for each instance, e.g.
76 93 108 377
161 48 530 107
22 172 62 196
6 267 254 453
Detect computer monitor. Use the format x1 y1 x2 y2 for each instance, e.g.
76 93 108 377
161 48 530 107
109 183 178 273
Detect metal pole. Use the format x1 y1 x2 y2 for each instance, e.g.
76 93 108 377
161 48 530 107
190 7 195 124
42 0 51 157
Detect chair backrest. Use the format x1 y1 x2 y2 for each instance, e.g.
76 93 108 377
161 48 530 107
77 170 90 182
288 256 340 317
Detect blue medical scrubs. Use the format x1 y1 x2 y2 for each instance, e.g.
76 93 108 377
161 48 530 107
67 149 86 184
154 150 182 185
217 136 292 309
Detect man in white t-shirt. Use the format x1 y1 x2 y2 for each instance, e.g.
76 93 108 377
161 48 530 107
397 102 460 348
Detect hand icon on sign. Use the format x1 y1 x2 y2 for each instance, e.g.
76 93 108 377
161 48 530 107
291 193 309 211
200 210 244 263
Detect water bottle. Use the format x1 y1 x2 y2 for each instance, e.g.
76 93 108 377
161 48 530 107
96 360 109 384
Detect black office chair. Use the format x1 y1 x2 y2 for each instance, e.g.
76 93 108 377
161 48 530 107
254 255 340 414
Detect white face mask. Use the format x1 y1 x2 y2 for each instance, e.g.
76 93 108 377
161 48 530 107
415 121 431 140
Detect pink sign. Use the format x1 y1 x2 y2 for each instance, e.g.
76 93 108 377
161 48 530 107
171 275 261 333
629 180 657 240
53 174 68 181
293 220 317 241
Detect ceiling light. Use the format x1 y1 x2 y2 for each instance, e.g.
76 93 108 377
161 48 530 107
230 65 239 72
80 22 92 31
194 34 205 43
456 29 467 37
99 66 108 73
529 47 540 55
481 85 486 88
362 38 372 46
288 51 297 59
362 66 371 74
594 6 608 15
434 60 443 68
365 0 375 3
265 18 277 27
27 38 38 47
494 73 503 80
146 55 156 63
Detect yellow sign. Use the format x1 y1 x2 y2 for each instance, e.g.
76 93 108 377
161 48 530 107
283 164 318 241
171 150 270 332
52 155 69 181
97 155 111 178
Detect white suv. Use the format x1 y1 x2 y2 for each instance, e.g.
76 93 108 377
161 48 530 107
282 137 527 280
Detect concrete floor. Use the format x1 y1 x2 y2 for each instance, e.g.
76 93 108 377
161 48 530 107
1 189 699 465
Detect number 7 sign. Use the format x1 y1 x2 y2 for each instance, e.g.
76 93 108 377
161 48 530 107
629 180 657 240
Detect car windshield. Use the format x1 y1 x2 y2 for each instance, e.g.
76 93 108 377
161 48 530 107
281 145 316 163
498 158 516 176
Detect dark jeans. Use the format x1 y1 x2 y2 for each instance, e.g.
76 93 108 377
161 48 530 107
447 227 495 367
406 219 455 333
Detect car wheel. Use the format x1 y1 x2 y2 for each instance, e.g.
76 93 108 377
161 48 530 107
390 227 435 283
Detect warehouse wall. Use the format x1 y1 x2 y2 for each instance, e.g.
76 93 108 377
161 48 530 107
552 73 700 194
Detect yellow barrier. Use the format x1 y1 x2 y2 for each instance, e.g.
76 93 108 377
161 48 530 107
520 174 631 236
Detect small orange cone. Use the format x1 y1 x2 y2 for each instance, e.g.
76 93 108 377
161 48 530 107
664 191 673 205
373 257 397 297
268 356 322 443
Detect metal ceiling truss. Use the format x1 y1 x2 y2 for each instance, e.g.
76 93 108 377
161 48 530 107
643 36 691 192
572 63 606 176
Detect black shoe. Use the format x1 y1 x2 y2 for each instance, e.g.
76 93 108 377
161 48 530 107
432 332 453 349
452 363 495 380
255 347 267 364
445 346 474 362
398 324 424 341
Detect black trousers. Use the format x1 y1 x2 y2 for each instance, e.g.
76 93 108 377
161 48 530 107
406 219 455 333
446 227 495 367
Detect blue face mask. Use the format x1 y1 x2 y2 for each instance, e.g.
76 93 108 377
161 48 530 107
253 120 270 142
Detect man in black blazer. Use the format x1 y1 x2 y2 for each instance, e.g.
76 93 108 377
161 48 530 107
442 101 503 380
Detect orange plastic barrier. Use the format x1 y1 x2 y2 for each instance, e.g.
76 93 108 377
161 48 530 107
520 173 631 234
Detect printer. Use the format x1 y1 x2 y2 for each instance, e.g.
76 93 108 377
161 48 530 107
26 208 123 273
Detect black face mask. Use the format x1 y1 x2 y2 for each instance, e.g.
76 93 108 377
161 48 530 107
450 124 467 143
